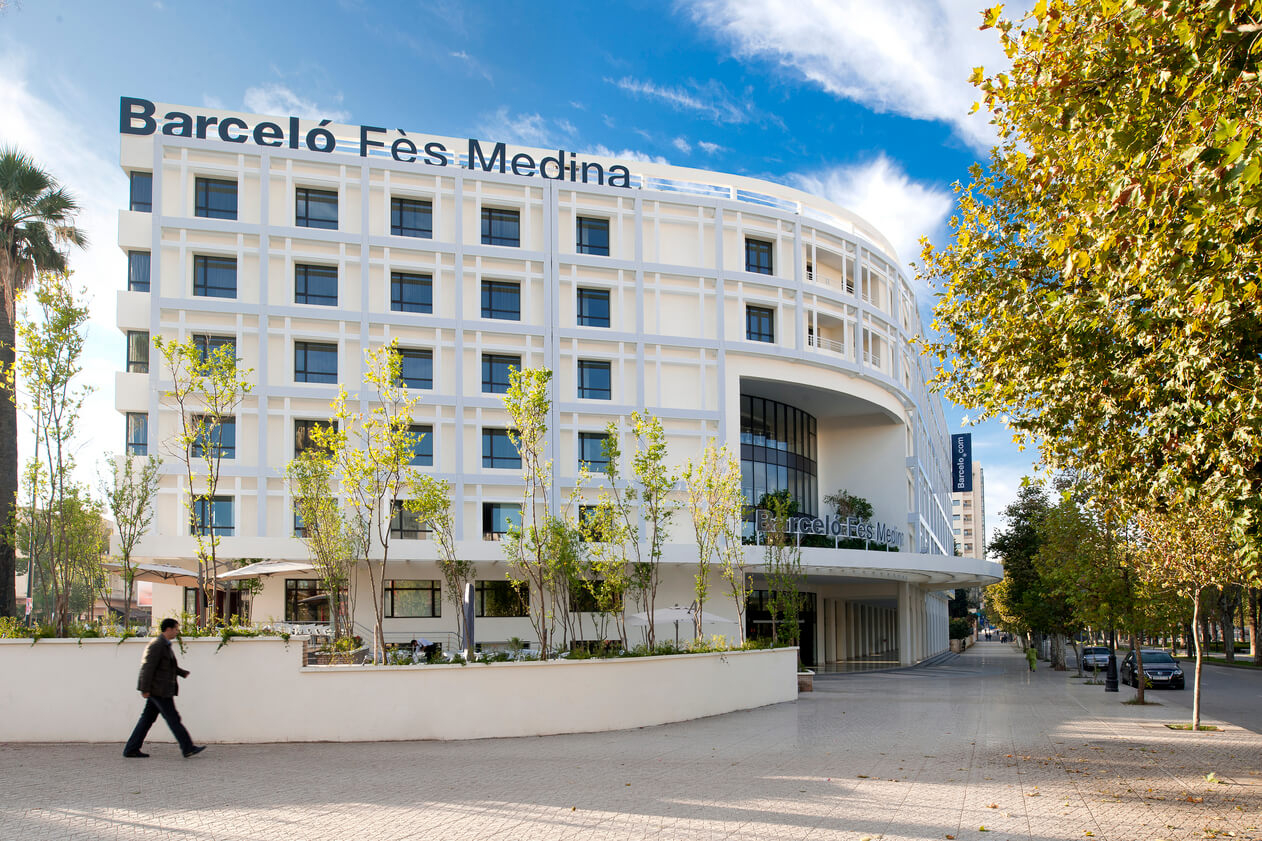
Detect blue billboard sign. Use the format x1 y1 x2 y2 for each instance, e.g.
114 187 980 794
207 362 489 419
951 433 973 492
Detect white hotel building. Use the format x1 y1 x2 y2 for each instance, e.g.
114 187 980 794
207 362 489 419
115 99 1000 667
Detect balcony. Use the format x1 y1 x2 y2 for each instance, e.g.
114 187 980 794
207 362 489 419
807 332 847 357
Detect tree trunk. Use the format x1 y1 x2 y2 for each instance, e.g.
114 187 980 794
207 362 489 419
1132 632 1145 705
1248 587 1259 661
0 310 17 618
1192 593 1203 730
1051 633 1066 670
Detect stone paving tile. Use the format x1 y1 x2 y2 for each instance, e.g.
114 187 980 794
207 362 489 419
1 642 1259 840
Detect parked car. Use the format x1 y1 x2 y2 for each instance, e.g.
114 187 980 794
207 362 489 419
1079 646 1111 671
1119 649 1185 689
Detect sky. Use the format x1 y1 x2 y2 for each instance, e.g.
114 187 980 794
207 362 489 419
0 0 1042 551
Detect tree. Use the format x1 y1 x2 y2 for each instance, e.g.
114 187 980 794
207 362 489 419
417 475 467 651
18 486 108 626
16 272 92 635
318 341 447 663
155 335 253 628
761 492 804 649
100 452 162 628
286 449 360 641
0 148 85 618
580 429 635 650
919 3 1262 571
681 440 743 640
1136 499 1249 729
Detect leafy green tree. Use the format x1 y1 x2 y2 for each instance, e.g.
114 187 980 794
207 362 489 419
762 492 804 649
580 428 635 649
0 148 85 618
100 452 162 628
919 2 1262 571
681 440 743 640
286 449 361 641
155 334 253 628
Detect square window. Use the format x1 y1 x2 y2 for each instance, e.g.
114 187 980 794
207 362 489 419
126 412 148 456
127 251 151 292
408 424 433 466
745 238 773 275
295 341 338 383
189 416 236 459
746 305 775 343
481 428 520 469
397 348 433 389
190 496 233 536
294 419 336 454
390 272 432 313
284 578 337 622
480 280 520 320
576 287 610 327
389 502 431 540
480 207 520 247
194 178 238 220
481 503 522 541
578 432 610 472
577 360 611 400
576 216 610 256
127 331 149 373
294 264 338 306
391 197 433 238
481 354 519 394
193 255 237 298
385 579 441 616
129 172 152 212
475 578 527 615
295 187 338 229
192 334 236 363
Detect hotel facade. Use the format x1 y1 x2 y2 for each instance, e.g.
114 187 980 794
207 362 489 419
115 98 1001 667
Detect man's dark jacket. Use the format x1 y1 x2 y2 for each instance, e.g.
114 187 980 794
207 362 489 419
137 636 188 697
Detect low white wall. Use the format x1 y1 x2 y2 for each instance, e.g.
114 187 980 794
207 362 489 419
0 638 797 743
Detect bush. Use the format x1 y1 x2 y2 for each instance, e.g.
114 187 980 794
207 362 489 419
949 618 973 640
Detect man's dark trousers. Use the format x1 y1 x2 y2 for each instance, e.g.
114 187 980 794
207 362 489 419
124 695 194 754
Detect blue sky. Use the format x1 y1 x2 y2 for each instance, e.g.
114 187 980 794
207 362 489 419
0 0 1040 548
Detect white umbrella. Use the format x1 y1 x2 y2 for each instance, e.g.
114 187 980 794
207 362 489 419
218 560 316 580
626 605 737 646
103 561 200 587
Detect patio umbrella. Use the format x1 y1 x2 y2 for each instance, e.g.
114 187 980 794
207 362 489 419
218 560 316 580
102 561 200 587
625 606 704 647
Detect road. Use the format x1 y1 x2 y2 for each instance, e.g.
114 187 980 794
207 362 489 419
1 641 1259 840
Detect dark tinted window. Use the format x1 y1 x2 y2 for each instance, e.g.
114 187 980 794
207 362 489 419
480 280 520 320
195 178 237 220
746 305 775 343
577 360 611 400
576 216 609 256
192 334 235 363
481 504 522 540
295 188 338 229
385 579 441 615
126 412 148 456
391 198 433 238
408 424 433 466
577 288 610 327
190 416 236 459
127 331 149 373
480 208 520 246
482 428 520 469
389 502 430 540
295 264 338 306
127 251 151 292
294 419 336 454
397 348 433 389
475 578 527 615
579 432 610 471
390 272 432 313
129 172 152 212
295 341 338 383
745 238 773 274
193 255 237 298
481 354 519 394
190 496 233 536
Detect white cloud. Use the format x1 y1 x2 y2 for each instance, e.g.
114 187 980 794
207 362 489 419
242 84 349 122
0 52 130 488
608 76 767 125
789 155 952 268
697 140 724 155
672 136 692 154
555 118 578 137
582 145 669 165
687 0 1019 151
476 106 554 147
201 94 225 109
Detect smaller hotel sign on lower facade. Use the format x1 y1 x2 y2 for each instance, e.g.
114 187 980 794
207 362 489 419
952 433 973 493
754 509 905 550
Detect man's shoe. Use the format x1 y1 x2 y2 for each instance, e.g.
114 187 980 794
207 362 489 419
183 745 206 758
123 750 150 758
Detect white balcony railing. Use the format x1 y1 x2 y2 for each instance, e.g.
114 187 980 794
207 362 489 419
807 333 847 357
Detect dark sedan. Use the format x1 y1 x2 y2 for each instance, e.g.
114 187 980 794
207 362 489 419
1120 649 1185 689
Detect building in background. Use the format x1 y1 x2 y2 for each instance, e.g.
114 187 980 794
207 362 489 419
951 462 986 559
114 98 1001 666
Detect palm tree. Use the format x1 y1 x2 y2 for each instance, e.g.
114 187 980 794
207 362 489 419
0 147 85 618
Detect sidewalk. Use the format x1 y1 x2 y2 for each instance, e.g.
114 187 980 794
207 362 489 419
1 640 1258 840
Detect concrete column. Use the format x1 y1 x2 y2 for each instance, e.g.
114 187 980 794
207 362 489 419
847 603 857 660
824 599 836 663
897 582 913 666
835 600 846 662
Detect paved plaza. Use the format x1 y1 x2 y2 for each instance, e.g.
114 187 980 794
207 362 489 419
2 642 1259 840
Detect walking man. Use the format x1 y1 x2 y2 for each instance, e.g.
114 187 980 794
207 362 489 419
123 618 206 759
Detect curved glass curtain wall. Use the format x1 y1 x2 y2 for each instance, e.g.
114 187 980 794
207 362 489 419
740 395 818 516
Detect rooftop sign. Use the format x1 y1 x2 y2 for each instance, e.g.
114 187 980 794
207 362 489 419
119 96 635 189
754 508 904 550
